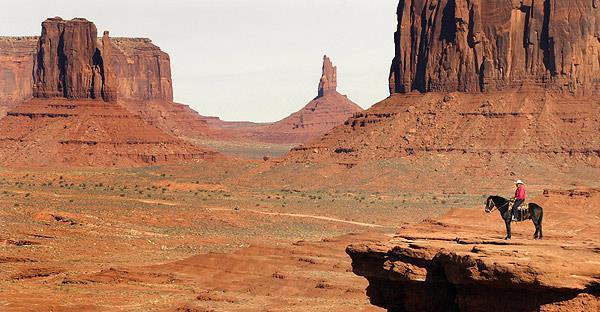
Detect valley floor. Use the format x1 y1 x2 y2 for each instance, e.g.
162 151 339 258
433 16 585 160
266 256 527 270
0 159 597 311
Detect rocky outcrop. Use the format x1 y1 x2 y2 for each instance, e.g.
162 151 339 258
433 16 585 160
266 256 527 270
0 17 218 167
98 31 118 102
389 0 600 95
347 190 600 312
1 19 175 105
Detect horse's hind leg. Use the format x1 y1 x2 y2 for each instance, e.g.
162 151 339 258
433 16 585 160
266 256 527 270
533 220 540 239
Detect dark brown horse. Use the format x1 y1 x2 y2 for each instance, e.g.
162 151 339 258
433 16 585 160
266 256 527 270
485 195 544 240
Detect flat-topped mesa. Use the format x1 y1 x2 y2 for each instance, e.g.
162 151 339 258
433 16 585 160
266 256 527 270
389 0 600 95
32 17 117 101
317 55 338 97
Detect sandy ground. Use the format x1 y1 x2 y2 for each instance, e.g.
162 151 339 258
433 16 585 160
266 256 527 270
0 165 396 312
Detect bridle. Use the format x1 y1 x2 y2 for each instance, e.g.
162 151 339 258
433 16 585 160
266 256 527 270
485 197 510 213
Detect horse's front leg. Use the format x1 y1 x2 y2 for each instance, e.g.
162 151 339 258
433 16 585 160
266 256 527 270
505 218 512 240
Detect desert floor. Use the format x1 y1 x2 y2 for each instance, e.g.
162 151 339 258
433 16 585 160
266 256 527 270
0 159 597 311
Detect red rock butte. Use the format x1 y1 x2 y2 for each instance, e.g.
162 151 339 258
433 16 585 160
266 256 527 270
208 55 364 144
0 17 218 167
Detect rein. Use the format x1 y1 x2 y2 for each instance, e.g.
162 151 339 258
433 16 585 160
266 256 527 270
487 198 510 213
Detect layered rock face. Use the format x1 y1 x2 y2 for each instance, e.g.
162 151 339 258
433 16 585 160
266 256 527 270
348 190 600 312
0 99 217 167
389 0 600 95
109 37 173 103
33 17 116 101
288 91 599 165
0 37 37 113
30 18 172 104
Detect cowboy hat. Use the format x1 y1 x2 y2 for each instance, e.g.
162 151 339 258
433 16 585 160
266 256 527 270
515 179 524 185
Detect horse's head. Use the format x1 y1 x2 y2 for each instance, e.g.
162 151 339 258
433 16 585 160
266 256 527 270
485 196 496 213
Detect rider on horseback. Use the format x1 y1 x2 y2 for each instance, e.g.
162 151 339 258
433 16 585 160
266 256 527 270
511 180 526 222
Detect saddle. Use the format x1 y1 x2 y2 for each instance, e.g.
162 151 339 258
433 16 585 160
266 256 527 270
513 202 529 222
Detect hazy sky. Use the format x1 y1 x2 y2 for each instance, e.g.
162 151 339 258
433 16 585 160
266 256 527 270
1 0 398 122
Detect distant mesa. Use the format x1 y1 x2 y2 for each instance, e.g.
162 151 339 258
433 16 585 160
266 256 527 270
0 17 212 139
208 55 364 145
261 55 364 143
0 17 218 167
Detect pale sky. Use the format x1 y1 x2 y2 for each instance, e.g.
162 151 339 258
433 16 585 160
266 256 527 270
1 0 398 122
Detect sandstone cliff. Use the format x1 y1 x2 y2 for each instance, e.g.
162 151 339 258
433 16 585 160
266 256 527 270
318 55 337 97
109 37 173 103
280 1 599 187
389 0 600 95
33 17 116 101
288 91 599 164
0 37 37 112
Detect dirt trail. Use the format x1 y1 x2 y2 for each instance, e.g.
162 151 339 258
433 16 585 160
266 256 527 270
207 207 386 228
10 188 387 228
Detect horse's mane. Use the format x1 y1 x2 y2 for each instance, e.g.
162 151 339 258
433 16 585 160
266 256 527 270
490 195 508 202
489 195 509 206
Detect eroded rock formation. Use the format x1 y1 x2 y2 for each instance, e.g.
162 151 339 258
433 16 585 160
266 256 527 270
32 17 115 100
259 54 364 143
207 55 363 144
1 19 176 105
0 17 210 139
318 55 337 97
389 0 600 95
0 17 217 167
109 37 173 103
288 91 600 164
98 31 117 102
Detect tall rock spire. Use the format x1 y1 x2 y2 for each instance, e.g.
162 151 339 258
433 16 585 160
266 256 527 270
318 55 337 97
99 31 117 102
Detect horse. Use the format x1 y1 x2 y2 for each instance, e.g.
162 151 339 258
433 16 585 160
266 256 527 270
485 195 544 240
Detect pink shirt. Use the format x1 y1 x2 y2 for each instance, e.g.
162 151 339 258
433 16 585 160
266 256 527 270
515 185 526 200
